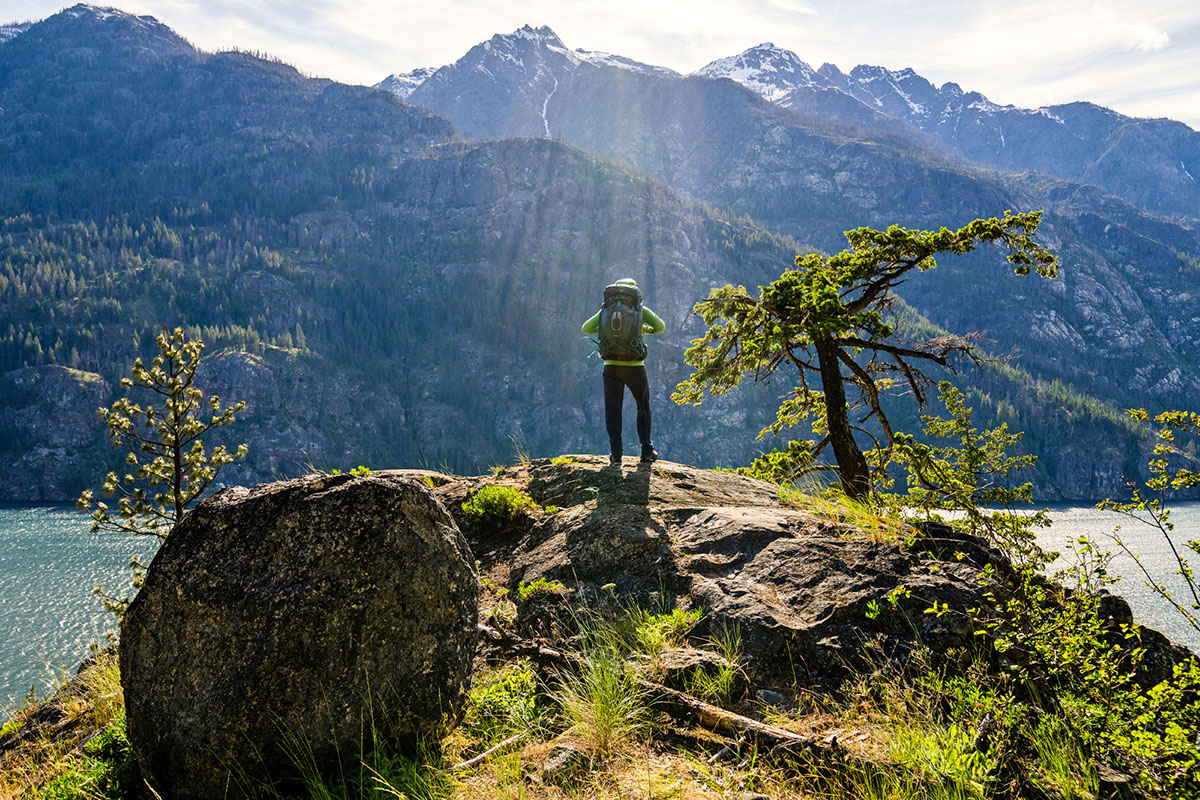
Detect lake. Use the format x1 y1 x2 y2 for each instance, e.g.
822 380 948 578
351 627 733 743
1034 501 1200 653
2 501 1198 707
0 504 155 707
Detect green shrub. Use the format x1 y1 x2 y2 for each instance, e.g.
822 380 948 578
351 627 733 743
330 465 371 476
463 661 544 741
517 577 568 603
619 606 702 660
461 485 537 530
38 713 137 800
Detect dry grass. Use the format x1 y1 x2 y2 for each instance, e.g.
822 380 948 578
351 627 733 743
448 736 819 800
0 649 126 800
777 484 914 544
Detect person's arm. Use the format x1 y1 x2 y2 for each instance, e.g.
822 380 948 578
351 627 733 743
582 310 601 335
642 307 665 335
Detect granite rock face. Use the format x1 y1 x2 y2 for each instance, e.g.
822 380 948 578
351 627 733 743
120 473 478 800
433 457 1192 689
434 458 995 687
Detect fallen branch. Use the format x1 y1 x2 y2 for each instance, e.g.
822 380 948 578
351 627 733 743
450 731 528 772
632 676 822 756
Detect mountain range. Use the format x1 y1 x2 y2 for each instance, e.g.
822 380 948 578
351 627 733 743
386 31 1200 225
1 6 1197 501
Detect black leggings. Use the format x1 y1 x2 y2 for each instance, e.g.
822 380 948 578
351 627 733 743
602 364 651 456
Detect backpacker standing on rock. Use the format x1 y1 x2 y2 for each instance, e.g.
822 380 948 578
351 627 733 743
582 278 666 467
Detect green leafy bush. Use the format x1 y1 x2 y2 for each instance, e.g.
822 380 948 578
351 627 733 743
462 485 537 530
463 661 543 741
618 606 701 659
38 713 137 800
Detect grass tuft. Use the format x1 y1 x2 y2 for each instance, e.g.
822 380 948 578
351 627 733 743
553 645 648 758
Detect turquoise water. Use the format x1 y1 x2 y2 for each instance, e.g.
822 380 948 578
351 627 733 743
1 501 1197 708
0 505 155 706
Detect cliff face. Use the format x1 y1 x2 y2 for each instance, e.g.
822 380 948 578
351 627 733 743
0 366 109 501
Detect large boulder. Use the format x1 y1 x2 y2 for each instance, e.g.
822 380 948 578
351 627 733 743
120 473 478 799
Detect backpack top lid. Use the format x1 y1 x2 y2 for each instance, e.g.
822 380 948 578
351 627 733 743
603 280 642 306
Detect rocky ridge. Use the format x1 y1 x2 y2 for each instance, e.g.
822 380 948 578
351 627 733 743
0 22 30 44
698 43 1200 222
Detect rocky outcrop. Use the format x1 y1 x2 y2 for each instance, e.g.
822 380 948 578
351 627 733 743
120 473 478 800
430 458 1008 688
0 366 108 501
430 457 1193 690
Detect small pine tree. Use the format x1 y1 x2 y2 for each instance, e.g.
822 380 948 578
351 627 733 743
78 327 248 613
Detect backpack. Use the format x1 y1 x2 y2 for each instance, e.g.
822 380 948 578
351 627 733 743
597 283 648 361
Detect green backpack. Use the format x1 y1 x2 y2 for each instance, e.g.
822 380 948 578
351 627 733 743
598 283 647 361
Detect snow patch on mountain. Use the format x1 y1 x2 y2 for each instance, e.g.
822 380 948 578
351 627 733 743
0 21 31 44
574 49 678 76
376 67 438 99
696 43 825 102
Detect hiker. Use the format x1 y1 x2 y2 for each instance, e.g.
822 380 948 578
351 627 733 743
582 278 666 467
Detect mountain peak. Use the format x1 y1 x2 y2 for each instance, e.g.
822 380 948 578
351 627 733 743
515 24 557 38
17 3 193 59
500 24 569 49
479 24 577 66
59 4 168 31
696 43 823 101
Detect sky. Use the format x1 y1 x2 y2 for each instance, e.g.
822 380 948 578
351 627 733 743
4 0 1200 130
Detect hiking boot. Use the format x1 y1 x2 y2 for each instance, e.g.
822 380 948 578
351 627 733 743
609 453 622 467
639 446 658 463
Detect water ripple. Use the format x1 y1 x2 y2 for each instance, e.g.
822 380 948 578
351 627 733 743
0 505 157 706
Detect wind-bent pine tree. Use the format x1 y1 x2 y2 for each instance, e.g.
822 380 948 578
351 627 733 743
672 211 1059 500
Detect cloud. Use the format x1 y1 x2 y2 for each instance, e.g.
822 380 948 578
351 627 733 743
762 0 819 16
1092 3 1170 51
